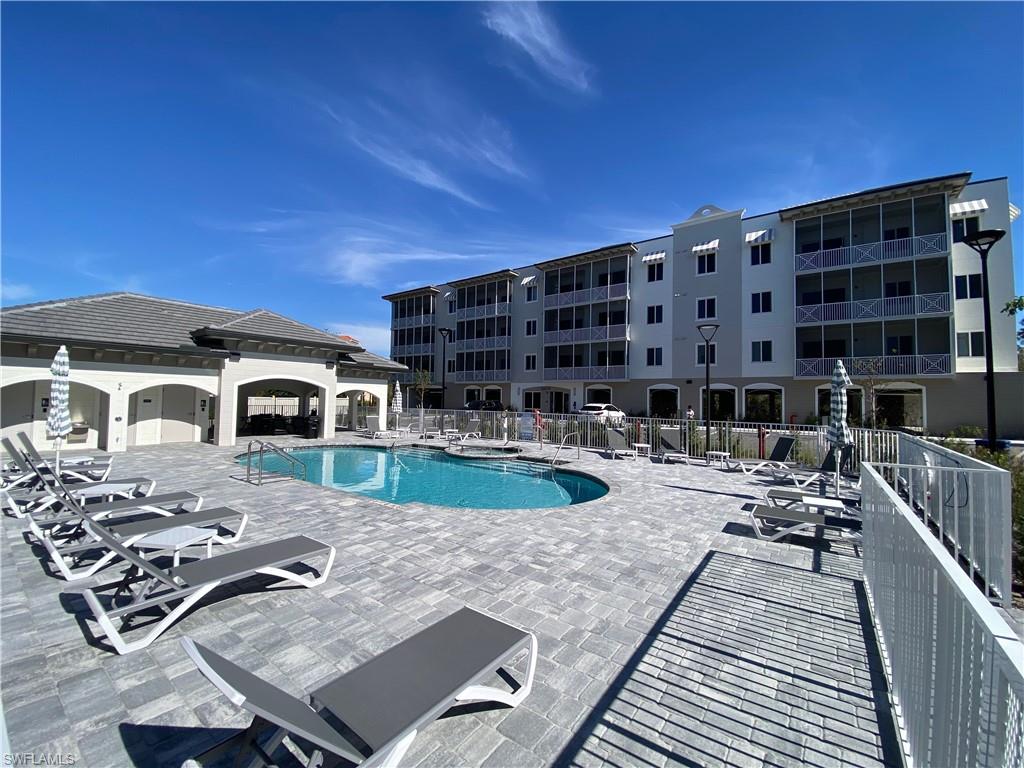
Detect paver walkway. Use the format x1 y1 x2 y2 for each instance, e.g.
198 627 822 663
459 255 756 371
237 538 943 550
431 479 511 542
0 435 900 767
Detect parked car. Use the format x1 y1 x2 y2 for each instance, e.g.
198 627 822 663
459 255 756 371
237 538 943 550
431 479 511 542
464 400 504 411
578 403 626 425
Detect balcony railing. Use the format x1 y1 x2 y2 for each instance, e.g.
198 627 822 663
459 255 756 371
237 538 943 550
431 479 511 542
390 343 434 356
392 314 436 329
455 302 511 320
543 282 629 308
795 354 951 378
454 335 512 351
453 369 510 383
795 292 951 324
542 365 628 381
794 232 948 272
542 324 629 344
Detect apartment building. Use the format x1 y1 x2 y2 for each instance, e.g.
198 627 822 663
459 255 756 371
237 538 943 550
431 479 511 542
384 172 1024 435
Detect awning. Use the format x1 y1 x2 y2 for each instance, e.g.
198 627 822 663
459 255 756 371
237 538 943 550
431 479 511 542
520 275 536 287
443 291 454 300
691 239 719 255
641 251 666 264
1010 202 1020 223
949 199 989 218
745 229 774 244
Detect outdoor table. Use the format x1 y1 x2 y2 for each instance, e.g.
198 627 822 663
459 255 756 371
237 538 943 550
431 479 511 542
706 450 730 468
633 443 651 460
130 525 218 566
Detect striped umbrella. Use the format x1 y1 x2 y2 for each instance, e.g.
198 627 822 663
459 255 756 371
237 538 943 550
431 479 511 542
826 359 854 495
391 382 403 415
46 346 73 475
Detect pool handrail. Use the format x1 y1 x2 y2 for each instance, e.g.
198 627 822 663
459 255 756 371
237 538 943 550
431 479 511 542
245 440 306 486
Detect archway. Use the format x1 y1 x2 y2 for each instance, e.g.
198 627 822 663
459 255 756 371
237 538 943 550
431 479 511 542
237 377 327 438
337 389 382 431
127 384 216 446
647 384 679 418
742 384 785 424
1 379 111 451
699 384 738 421
585 386 613 405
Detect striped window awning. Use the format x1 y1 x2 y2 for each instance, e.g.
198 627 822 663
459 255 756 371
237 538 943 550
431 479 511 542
520 275 536 287
641 251 666 264
745 229 774 244
443 291 454 300
1010 202 1020 223
949 199 989 218
691 239 719 255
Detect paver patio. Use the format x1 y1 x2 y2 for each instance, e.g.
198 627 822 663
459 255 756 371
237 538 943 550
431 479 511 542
0 434 901 767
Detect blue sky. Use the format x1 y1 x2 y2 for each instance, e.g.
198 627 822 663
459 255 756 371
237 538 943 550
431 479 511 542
3 1 1022 354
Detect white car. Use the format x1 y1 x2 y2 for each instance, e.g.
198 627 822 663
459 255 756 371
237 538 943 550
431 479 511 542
577 403 626 425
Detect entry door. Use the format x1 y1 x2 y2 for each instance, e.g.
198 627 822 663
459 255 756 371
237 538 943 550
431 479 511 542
161 386 197 443
134 388 162 445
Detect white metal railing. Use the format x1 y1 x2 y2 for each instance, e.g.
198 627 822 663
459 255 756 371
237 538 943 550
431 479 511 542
795 292 952 324
392 314 435 329
390 342 434 356
454 335 512 351
543 283 629 308
860 464 1023 768
542 365 628 381
452 370 510 382
542 324 629 344
455 302 511 320
794 232 949 272
796 354 951 378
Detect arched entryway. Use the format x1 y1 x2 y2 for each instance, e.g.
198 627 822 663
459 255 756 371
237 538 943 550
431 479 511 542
1 379 111 450
584 386 613 405
647 384 679 418
337 389 381 431
237 377 328 438
742 384 784 424
126 384 216 446
700 384 738 421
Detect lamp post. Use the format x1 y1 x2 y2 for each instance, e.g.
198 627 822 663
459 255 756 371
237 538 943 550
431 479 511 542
962 228 1006 451
697 323 720 462
437 327 452 410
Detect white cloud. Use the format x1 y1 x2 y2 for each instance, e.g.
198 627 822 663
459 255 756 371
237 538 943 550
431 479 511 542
324 322 392 355
0 281 34 303
483 2 593 94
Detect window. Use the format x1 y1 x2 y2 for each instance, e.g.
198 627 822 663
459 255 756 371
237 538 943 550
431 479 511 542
447 359 455 373
697 252 716 275
752 340 773 362
525 319 537 336
524 391 541 410
956 331 985 357
955 273 983 300
696 343 717 366
884 280 912 298
750 243 771 265
696 296 717 320
751 291 773 313
646 305 663 324
524 354 537 371
525 285 538 302
465 388 480 404
952 216 981 244
647 262 664 282
448 299 456 314
886 335 914 356
646 347 663 366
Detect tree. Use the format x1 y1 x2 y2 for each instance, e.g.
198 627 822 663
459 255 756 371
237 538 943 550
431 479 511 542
852 357 884 428
412 369 432 408
1004 297 1024 370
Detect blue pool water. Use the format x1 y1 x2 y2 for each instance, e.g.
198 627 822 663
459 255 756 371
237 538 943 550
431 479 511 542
240 446 607 509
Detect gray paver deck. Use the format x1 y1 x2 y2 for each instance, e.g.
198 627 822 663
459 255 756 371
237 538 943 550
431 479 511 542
1 434 900 767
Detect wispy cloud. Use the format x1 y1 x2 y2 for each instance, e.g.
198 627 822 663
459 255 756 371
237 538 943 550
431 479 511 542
72 254 148 293
483 2 593 94
0 281 34 303
324 321 392 355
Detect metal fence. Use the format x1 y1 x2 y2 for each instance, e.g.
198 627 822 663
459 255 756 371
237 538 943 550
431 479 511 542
391 409 901 466
860 464 1024 768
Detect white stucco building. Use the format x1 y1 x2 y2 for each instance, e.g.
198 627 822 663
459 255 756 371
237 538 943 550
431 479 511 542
0 293 404 452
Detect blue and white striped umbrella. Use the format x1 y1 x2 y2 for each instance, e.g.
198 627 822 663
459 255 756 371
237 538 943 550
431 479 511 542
46 346 73 473
827 359 853 493
391 382 403 415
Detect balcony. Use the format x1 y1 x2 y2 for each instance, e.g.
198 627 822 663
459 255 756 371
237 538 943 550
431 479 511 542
393 314 436 329
390 343 434 356
795 354 951 378
794 233 948 273
453 369 510 383
543 365 628 381
543 283 629 309
455 302 511 320
454 335 512 351
795 292 951 324
542 324 629 344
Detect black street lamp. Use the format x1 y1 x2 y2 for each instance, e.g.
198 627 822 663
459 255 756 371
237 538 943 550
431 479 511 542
437 327 452 410
697 323 720 461
962 228 1006 451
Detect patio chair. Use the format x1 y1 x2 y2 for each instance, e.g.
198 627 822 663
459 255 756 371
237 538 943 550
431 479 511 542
1 435 112 489
0 439 157 518
363 416 395 440
764 487 860 512
605 428 637 460
29 489 204 538
448 417 482 445
723 436 797 476
768 445 856 489
182 606 537 768
748 503 862 542
17 431 113 477
80 526 336 654
657 426 690 464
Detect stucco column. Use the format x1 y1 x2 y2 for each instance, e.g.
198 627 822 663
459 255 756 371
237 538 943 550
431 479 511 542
105 387 129 453
215 383 236 447
322 379 337 439
377 383 388 430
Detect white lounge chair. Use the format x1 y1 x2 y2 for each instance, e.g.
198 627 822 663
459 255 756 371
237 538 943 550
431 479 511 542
724 436 797 476
605 428 637 460
657 426 690 464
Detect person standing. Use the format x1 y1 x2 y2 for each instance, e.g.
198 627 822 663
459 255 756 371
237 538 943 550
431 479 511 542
686 405 695 420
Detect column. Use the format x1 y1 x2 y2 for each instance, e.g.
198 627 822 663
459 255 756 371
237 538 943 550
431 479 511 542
105 386 129 453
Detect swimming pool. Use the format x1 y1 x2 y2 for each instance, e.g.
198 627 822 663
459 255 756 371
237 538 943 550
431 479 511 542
239 446 608 509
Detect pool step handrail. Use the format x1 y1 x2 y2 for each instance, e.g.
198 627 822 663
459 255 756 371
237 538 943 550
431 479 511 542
245 440 306 486
551 431 581 465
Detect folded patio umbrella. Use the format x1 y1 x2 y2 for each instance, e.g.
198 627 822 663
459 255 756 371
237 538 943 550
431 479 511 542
46 345 73 476
826 359 854 496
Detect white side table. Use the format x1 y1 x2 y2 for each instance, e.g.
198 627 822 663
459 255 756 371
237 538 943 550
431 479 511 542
706 450 731 468
633 443 652 461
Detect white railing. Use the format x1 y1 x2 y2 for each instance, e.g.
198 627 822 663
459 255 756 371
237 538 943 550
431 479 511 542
860 464 1023 768
454 335 512 351
796 354 951 378
390 342 434 356
543 282 629 308
542 324 629 344
795 292 952 324
542 365 628 381
795 232 949 272
455 302 511 320
452 370 510 382
392 314 435 329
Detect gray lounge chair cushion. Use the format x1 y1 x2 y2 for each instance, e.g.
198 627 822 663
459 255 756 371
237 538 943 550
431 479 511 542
168 535 331 587
102 507 239 538
751 504 862 532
